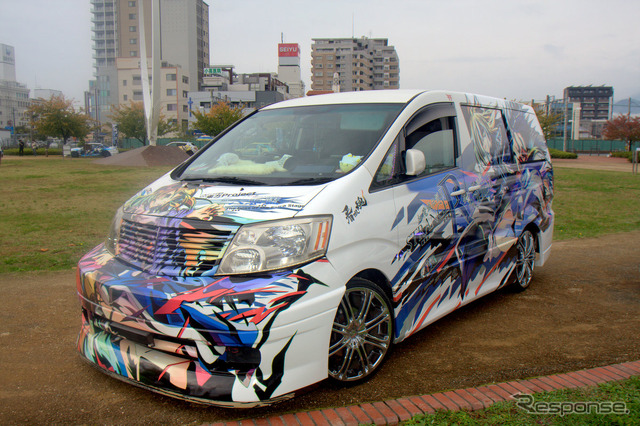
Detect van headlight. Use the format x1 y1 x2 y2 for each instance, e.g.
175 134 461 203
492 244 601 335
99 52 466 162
218 216 332 275
105 207 124 255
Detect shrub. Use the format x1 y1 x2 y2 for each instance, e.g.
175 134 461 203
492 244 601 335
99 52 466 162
610 151 633 162
549 148 578 159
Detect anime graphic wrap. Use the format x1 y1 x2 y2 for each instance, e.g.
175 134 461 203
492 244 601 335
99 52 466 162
389 101 553 341
77 180 335 405
77 242 327 405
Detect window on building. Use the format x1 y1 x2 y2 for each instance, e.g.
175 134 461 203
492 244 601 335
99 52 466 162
129 38 137 45
327 64 334 68
182 75 189 84
182 90 188 98
316 64 323 68
122 79 127 86
183 105 188 112
166 74 177 81
166 89 177 96
128 1 136 6
123 94 128 101
133 75 141 85
315 72 323 77
129 26 136 32
129 51 137 57
129 13 136 20
133 91 143 101
167 104 177 111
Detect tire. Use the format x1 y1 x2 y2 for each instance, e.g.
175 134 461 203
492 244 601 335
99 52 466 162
328 278 393 383
511 230 536 291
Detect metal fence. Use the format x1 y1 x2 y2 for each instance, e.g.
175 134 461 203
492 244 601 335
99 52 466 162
547 138 639 154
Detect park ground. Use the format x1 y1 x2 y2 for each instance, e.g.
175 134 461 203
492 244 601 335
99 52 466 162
0 155 638 424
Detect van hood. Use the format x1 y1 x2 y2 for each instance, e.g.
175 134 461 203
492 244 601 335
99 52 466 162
122 175 326 225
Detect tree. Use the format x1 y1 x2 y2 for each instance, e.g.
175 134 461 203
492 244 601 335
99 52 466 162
27 95 92 144
110 101 177 146
191 101 244 137
534 107 563 141
602 114 640 152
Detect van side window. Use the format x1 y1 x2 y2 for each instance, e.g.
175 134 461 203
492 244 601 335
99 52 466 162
504 109 550 163
406 117 456 175
460 106 511 168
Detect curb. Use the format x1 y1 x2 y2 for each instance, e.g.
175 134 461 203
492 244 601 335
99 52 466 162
209 360 640 426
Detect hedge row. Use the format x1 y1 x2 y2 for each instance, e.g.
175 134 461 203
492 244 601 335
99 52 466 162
548 148 578 159
3 148 63 156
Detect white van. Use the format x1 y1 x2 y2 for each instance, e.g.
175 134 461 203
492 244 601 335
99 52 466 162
76 90 553 407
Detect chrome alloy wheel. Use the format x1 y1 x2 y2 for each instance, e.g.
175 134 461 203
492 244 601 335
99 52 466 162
514 230 536 290
328 280 393 382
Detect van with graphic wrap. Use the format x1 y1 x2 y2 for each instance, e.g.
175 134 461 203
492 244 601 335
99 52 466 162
76 90 553 407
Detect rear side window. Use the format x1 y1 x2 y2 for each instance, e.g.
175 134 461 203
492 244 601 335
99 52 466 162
504 109 549 163
460 106 511 168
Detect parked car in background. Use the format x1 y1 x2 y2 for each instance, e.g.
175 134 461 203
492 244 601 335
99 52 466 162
167 141 198 155
76 90 553 407
70 143 118 157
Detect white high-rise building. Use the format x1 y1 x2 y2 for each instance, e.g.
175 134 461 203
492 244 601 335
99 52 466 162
0 44 30 129
277 43 305 99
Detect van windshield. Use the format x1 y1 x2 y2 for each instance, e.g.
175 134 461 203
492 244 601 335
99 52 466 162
178 103 403 185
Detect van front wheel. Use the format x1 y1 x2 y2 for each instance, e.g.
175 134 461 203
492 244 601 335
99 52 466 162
328 278 393 383
512 230 536 291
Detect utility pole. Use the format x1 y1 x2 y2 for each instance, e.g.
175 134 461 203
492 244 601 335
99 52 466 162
563 88 569 152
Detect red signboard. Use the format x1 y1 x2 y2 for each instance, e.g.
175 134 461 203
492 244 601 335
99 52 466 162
278 43 299 57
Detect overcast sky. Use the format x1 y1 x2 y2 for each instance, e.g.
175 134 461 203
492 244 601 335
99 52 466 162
1 0 638 108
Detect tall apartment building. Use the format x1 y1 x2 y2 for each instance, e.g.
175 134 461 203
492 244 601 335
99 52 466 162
310 37 399 92
88 0 209 125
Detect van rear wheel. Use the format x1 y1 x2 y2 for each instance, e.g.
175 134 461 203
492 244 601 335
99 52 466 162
511 230 536 291
328 278 393 383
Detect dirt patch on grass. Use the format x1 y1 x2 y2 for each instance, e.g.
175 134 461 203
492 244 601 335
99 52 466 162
1 231 638 424
553 154 634 172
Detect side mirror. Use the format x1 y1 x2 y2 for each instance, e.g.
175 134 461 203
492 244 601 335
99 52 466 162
405 149 426 176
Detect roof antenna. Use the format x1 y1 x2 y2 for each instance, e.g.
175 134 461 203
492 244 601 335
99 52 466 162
281 32 284 43
352 13 355 38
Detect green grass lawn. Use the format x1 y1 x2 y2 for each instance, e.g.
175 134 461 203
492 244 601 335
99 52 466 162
553 167 640 241
404 376 639 425
1 158 639 273
0 157 173 273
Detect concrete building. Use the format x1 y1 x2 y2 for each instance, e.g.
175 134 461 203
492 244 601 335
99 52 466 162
33 89 64 100
276 43 305 98
117 57 191 130
0 44 30 130
310 37 399 92
188 67 288 123
564 85 614 139
88 0 209 123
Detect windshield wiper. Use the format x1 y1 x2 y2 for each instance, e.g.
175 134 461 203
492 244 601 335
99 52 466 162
181 176 267 186
284 177 335 186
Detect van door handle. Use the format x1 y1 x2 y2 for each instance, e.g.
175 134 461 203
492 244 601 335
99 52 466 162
450 189 466 196
468 185 482 192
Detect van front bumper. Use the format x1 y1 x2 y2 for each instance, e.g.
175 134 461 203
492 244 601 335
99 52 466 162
76 244 342 406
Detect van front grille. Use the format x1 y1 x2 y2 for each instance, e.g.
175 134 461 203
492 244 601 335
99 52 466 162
117 218 235 277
